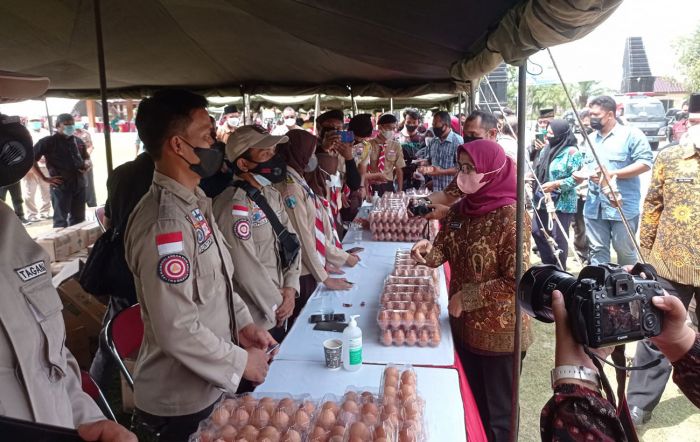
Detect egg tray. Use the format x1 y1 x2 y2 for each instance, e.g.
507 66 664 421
378 327 441 348
380 291 437 305
381 284 438 303
188 392 317 442
391 266 438 283
378 365 428 442
376 301 440 332
371 232 425 243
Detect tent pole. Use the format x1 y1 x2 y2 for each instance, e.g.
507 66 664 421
349 86 357 117
244 93 250 125
390 97 394 114
509 62 527 442
457 94 463 135
314 94 320 135
44 99 54 135
93 0 113 174
468 82 475 113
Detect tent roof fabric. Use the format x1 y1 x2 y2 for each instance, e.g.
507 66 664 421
0 0 621 99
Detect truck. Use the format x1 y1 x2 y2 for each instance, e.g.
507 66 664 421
617 94 668 150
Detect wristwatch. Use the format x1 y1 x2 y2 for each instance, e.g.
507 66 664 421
551 365 600 389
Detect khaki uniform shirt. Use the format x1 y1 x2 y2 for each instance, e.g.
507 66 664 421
368 138 406 181
274 167 329 283
213 179 301 330
320 200 349 268
125 171 253 416
0 204 103 426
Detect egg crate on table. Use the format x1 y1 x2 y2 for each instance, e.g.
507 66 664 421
378 365 428 442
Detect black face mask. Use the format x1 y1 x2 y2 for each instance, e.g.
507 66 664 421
432 126 445 138
462 135 482 144
406 125 418 133
584 126 594 135
589 117 604 131
179 138 224 178
248 152 287 183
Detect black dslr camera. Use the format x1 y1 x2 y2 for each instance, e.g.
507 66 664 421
519 263 664 348
407 198 433 217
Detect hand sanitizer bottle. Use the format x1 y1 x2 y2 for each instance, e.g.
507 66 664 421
342 315 362 372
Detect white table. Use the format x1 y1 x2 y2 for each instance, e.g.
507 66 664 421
257 360 467 442
274 231 455 367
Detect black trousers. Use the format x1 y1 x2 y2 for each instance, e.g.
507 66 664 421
627 276 700 412
85 167 97 207
572 197 589 262
0 182 24 217
132 399 219 442
457 343 525 442
287 274 318 330
51 181 86 227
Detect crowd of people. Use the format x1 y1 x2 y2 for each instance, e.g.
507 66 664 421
2 80 699 442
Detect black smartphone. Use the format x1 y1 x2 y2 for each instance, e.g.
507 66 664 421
308 313 346 323
313 321 348 332
345 247 364 254
535 132 545 142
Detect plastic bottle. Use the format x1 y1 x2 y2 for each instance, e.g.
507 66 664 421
372 191 380 207
342 315 362 371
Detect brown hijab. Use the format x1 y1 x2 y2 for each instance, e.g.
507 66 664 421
279 129 317 175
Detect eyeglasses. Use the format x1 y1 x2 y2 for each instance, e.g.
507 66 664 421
457 162 476 174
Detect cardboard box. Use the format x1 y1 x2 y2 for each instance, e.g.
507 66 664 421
57 277 106 369
80 222 102 246
121 358 136 412
37 232 72 262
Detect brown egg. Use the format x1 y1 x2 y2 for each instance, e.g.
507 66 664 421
393 329 405 346
405 419 422 434
362 411 378 427
402 310 414 324
212 407 231 426
383 385 397 398
348 422 370 440
381 329 393 346
321 401 339 414
292 409 310 431
231 408 250 427
271 410 290 431
259 397 277 415
380 404 399 426
385 366 399 379
238 425 259 441
378 310 390 329
280 429 302 442
406 329 418 346
341 400 359 414
360 402 378 416
390 311 402 328
251 409 270 428
222 398 238 411
418 329 430 347
401 370 417 386
398 427 417 442
400 384 416 402
430 330 440 347
360 391 375 403
277 398 296 412
241 396 258 408
401 292 413 303
218 425 237 442
302 401 316 415
257 426 281 442
198 429 215 442
318 409 336 429
330 425 346 437
413 311 426 327
310 426 327 440
328 436 344 442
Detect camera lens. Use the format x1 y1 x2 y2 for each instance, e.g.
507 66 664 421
518 265 579 323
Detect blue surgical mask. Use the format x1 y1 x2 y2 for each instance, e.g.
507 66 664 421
30 121 42 131
62 124 76 136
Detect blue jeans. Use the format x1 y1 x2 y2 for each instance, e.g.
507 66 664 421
584 215 639 266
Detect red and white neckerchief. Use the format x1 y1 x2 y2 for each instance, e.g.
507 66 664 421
319 196 342 249
288 168 328 266
329 186 341 219
377 143 386 172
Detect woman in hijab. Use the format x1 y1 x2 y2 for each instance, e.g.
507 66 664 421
275 130 354 322
411 140 533 442
531 119 583 270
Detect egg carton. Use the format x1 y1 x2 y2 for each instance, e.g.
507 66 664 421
378 365 428 442
382 284 438 303
377 301 440 332
188 392 316 442
378 326 441 347
380 291 437 305
307 391 397 441
391 266 438 283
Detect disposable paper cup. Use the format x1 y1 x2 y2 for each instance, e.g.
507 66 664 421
323 338 342 369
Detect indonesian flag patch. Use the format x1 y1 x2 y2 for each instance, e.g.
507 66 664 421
156 232 184 256
231 204 249 217
158 254 190 284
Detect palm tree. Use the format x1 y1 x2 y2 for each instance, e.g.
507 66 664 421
574 81 605 108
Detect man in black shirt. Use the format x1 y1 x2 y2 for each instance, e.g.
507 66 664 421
33 113 91 227
89 150 155 390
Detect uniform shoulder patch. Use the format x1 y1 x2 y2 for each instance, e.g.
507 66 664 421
285 176 295 184
158 254 190 284
233 218 251 240
156 231 184 256
15 260 47 282
284 195 297 209
231 204 249 217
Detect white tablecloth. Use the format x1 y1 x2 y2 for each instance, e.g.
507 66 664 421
275 231 455 366
257 360 467 442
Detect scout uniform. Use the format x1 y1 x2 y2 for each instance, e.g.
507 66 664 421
367 137 406 184
125 171 254 417
0 203 104 426
275 167 342 283
213 179 301 330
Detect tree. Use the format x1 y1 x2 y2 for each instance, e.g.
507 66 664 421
574 81 605 108
675 24 700 92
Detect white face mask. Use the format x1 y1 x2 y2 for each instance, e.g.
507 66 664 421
381 130 394 140
322 169 342 188
284 117 297 127
227 117 240 127
424 136 433 146
304 154 318 172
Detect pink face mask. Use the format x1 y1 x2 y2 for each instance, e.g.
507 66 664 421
456 159 506 194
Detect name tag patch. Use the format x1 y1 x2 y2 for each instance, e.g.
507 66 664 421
449 221 463 230
15 260 47 282
674 178 694 184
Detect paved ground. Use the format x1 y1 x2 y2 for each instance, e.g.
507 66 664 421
10 133 699 440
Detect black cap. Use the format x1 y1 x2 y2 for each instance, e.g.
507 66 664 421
56 113 74 124
223 104 239 115
378 113 397 125
538 108 555 118
688 93 700 117
317 109 344 126
348 114 373 138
